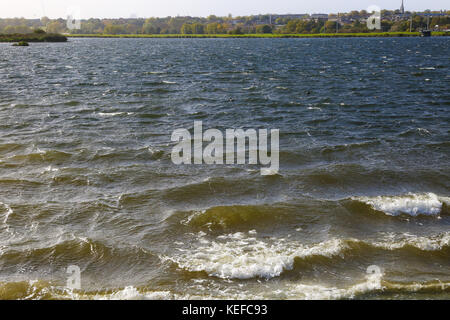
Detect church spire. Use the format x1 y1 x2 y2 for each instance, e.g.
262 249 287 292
400 0 405 14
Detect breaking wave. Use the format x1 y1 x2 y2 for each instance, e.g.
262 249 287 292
162 231 450 280
351 193 449 217
1 278 449 300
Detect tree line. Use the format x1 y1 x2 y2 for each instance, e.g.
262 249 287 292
1 12 449 35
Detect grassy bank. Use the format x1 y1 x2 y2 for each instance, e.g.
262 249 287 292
67 32 449 39
0 33 67 43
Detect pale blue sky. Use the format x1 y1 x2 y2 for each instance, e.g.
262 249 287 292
0 0 447 19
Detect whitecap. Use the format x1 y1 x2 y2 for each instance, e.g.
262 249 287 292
43 166 59 173
0 201 14 235
371 232 450 251
95 287 173 300
0 201 13 224
97 112 127 117
353 192 446 216
283 271 383 300
162 232 347 280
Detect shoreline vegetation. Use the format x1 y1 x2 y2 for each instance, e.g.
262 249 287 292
12 41 29 46
0 31 67 43
67 32 449 38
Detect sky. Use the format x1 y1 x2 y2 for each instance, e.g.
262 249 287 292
0 0 447 19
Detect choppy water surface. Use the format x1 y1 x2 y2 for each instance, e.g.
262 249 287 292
0 38 449 300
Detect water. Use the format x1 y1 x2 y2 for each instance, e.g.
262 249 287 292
0 37 449 300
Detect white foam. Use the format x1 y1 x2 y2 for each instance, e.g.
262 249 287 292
0 202 13 224
97 112 133 117
163 230 450 281
265 266 384 300
98 112 124 116
283 273 383 300
372 232 450 251
0 202 14 235
386 281 450 292
162 232 347 280
95 287 173 300
354 192 445 216
53 286 174 300
7 277 450 300
43 166 59 173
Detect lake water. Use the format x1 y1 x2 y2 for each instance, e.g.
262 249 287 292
0 37 449 299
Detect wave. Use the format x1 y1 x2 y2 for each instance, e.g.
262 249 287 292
283 278 450 300
161 231 340 280
0 143 25 155
143 71 167 75
161 176 274 204
0 237 156 271
0 281 174 300
283 273 384 300
0 280 59 300
97 112 133 117
161 231 450 280
90 147 166 162
0 201 13 222
4 150 73 164
173 192 450 233
320 140 381 154
0 201 14 234
64 101 81 107
0 178 44 186
350 193 449 217
82 279 450 300
399 127 432 137
1 278 448 300
370 233 450 251
137 113 168 119
181 204 291 230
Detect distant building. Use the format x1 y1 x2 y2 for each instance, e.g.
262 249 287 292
400 0 405 15
231 19 244 25
310 14 329 21
271 14 309 21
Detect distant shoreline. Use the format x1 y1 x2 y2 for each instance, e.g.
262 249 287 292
0 33 67 43
66 32 449 39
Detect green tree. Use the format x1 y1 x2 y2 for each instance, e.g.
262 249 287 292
206 22 218 34
142 19 159 34
125 23 139 34
256 24 272 33
180 23 193 34
285 20 298 33
228 26 243 35
324 21 337 33
104 24 126 34
168 18 185 33
192 23 205 34
46 21 66 33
